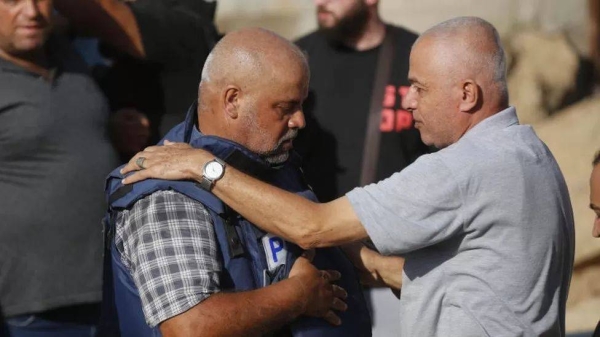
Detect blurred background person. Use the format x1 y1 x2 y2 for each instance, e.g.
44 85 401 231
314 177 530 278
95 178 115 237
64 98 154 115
293 0 429 334
590 0 600 90
55 0 220 160
592 151 600 239
0 0 120 335
591 150 600 337
295 0 429 202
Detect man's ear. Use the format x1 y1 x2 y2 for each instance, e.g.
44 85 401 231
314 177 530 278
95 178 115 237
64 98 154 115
223 85 240 119
459 79 479 113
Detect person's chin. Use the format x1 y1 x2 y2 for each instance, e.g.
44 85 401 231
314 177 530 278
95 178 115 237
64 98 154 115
418 132 433 147
265 152 290 166
15 37 47 53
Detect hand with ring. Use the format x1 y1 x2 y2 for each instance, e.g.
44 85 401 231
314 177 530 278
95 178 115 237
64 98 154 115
136 156 146 169
120 141 205 184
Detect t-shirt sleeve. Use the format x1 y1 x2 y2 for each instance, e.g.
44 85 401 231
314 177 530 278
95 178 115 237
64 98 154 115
127 1 217 67
346 154 465 255
118 190 221 327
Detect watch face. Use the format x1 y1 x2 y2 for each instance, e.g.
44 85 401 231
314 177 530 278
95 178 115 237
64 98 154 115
205 161 224 179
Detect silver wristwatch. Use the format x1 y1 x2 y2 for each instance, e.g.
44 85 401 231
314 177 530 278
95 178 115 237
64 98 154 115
199 157 226 191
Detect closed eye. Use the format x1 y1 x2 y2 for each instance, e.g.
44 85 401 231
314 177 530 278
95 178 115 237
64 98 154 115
277 102 301 115
410 84 423 94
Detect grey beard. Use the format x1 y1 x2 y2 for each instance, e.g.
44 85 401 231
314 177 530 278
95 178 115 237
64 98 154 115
259 129 298 165
263 151 291 165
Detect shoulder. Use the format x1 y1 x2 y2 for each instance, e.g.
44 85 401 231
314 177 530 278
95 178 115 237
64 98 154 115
114 190 221 328
0 68 36 109
388 148 471 194
132 189 210 214
386 24 418 41
386 24 418 49
430 141 476 170
295 30 324 52
115 189 216 261
402 151 453 177
121 189 213 234
47 35 90 74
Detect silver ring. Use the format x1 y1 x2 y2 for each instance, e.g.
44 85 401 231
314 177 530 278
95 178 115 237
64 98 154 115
136 156 146 169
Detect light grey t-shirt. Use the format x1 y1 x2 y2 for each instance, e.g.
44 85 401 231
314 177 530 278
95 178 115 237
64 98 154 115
347 107 574 337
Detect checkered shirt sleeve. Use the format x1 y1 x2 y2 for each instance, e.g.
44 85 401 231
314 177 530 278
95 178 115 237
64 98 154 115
114 190 221 327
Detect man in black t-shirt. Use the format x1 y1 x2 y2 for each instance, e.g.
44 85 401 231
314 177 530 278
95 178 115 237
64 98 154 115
294 0 429 334
56 0 219 158
295 0 429 202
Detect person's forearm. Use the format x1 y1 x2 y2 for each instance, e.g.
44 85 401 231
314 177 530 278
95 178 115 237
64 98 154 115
160 277 306 337
121 145 369 248
54 0 145 58
341 242 403 291
184 151 368 249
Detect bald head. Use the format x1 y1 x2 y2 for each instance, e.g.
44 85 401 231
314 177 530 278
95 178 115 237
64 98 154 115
415 16 508 105
196 28 309 165
200 28 308 99
403 17 509 148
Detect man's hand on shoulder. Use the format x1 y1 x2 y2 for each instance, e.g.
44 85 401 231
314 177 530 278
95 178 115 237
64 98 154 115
121 141 204 183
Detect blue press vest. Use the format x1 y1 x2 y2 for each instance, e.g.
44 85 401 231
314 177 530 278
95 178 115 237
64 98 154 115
103 104 372 337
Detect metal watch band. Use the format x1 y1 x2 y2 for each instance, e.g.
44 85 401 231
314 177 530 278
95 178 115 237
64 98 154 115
199 157 226 191
199 176 213 191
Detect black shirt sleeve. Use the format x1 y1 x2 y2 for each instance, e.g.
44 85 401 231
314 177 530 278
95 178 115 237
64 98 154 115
127 0 218 68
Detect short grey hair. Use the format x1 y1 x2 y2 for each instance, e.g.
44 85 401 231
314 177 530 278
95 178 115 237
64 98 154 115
418 17 508 102
200 52 215 83
197 28 310 112
200 28 308 85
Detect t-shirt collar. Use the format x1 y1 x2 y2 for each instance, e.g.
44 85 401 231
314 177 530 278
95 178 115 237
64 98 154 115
0 35 61 79
461 106 519 140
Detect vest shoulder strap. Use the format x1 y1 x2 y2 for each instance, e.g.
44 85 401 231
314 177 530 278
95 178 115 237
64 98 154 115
106 169 225 215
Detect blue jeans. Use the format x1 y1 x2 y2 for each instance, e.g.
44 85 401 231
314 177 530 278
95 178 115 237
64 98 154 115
1 304 99 337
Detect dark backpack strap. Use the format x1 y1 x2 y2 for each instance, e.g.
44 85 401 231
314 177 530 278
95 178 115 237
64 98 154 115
360 26 396 186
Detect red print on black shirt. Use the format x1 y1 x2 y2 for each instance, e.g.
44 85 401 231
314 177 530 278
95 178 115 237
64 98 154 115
379 85 412 133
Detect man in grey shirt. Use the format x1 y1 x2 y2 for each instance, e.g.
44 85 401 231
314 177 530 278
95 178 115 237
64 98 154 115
0 0 119 335
120 17 575 336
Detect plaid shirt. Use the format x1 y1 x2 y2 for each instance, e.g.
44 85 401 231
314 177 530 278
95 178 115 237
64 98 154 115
115 190 222 327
